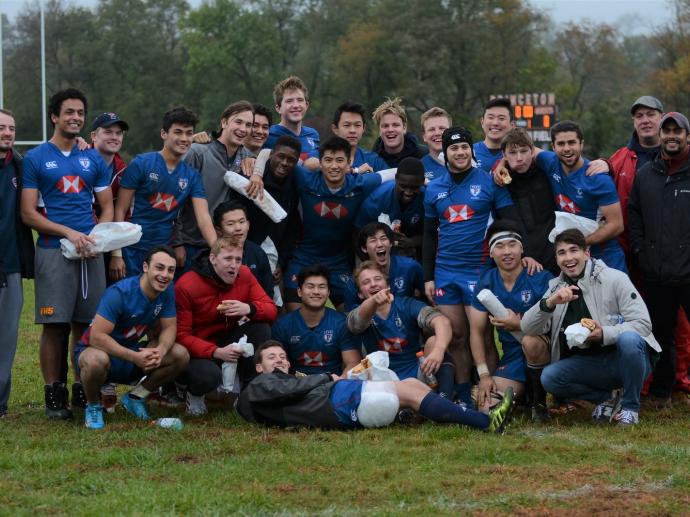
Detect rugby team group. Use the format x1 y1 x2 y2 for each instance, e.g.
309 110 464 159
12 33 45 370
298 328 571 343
1 74 688 432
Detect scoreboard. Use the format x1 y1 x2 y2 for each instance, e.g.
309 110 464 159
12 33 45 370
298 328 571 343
489 92 558 143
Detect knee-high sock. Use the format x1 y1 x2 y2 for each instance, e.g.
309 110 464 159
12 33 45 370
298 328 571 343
437 362 455 399
527 362 548 407
419 392 490 429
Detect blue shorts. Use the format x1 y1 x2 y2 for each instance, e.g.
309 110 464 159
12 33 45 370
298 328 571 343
433 265 481 306
494 342 527 383
74 344 145 385
284 259 351 303
391 361 419 381
122 247 147 278
590 244 628 274
329 380 364 429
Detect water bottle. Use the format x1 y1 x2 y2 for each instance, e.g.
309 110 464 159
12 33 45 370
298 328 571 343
416 351 438 389
152 418 184 430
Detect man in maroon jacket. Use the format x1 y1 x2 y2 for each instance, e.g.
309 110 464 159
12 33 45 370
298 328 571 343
175 236 277 415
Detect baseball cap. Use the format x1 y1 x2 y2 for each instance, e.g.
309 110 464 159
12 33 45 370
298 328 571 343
660 111 690 132
630 96 663 115
91 112 129 132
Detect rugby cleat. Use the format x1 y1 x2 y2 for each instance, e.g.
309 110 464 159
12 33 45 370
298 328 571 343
488 386 515 434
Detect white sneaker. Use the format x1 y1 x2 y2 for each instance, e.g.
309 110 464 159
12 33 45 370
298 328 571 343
613 409 639 426
185 392 207 416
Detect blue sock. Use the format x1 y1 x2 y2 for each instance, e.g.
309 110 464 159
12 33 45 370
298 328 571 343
437 362 455 399
419 392 489 429
455 382 473 406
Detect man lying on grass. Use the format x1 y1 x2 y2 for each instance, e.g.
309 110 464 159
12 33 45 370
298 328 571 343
237 340 514 432
75 246 190 429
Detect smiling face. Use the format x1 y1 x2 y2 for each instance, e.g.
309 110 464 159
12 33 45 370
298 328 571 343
142 251 177 294
0 112 16 156
395 172 424 205
379 113 406 154
422 116 450 155
161 123 194 157
221 109 253 149
333 111 365 148
245 113 270 151
91 125 124 157
660 119 689 157
480 106 512 146
277 88 308 125
256 345 290 374
52 98 85 139
553 131 584 171
446 142 473 173
490 239 523 273
298 274 330 310
320 149 349 189
362 230 392 267
356 267 389 300
269 145 299 180
209 246 243 285
633 107 662 145
555 241 590 279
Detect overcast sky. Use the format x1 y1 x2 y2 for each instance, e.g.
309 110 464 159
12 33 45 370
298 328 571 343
0 0 675 34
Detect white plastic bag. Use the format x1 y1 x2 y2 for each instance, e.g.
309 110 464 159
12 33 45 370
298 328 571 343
548 212 599 243
60 222 142 259
347 351 400 382
223 171 287 223
476 289 525 341
219 335 255 393
564 323 591 349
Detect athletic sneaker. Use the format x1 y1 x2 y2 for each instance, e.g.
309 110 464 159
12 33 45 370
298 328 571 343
185 393 208 417
488 386 515 434
71 382 87 409
149 383 185 408
100 383 117 414
45 382 73 420
84 403 105 430
613 409 639 426
121 393 150 420
592 390 622 423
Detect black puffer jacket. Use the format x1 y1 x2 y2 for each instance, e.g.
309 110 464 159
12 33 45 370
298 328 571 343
237 371 343 429
628 153 690 285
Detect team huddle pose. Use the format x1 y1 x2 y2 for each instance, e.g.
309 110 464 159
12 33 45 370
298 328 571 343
2 75 688 433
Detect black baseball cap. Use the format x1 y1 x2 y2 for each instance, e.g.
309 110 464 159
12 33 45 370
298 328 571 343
91 112 129 131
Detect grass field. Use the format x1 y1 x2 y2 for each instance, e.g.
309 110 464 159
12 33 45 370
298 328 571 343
1 280 689 516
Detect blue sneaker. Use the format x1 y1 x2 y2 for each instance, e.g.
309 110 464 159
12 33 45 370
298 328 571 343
85 403 105 430
121 393 150 420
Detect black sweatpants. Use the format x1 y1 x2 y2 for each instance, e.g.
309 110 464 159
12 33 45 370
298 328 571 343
177 322 272 396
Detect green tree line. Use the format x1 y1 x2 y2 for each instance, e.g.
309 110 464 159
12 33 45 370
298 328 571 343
3 0 689 159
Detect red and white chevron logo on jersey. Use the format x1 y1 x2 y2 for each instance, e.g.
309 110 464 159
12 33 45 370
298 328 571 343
443 204 474 223
56 176 86 193
300 351 327 366
555 194 580 214
123 324 148 340
313 201 349 220
378 337 407 353
149 192 178 212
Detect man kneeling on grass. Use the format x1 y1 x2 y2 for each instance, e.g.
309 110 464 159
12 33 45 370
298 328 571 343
75 246 190 429
521 229 661 426
238 341 514 432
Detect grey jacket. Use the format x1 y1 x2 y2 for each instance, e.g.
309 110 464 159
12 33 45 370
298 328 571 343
178 140 253 247
521 259 661 362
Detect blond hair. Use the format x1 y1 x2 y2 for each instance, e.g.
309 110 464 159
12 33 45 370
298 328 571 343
372 97 407 127
421 106 452 131
210 236 243 256
352 260 388 290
